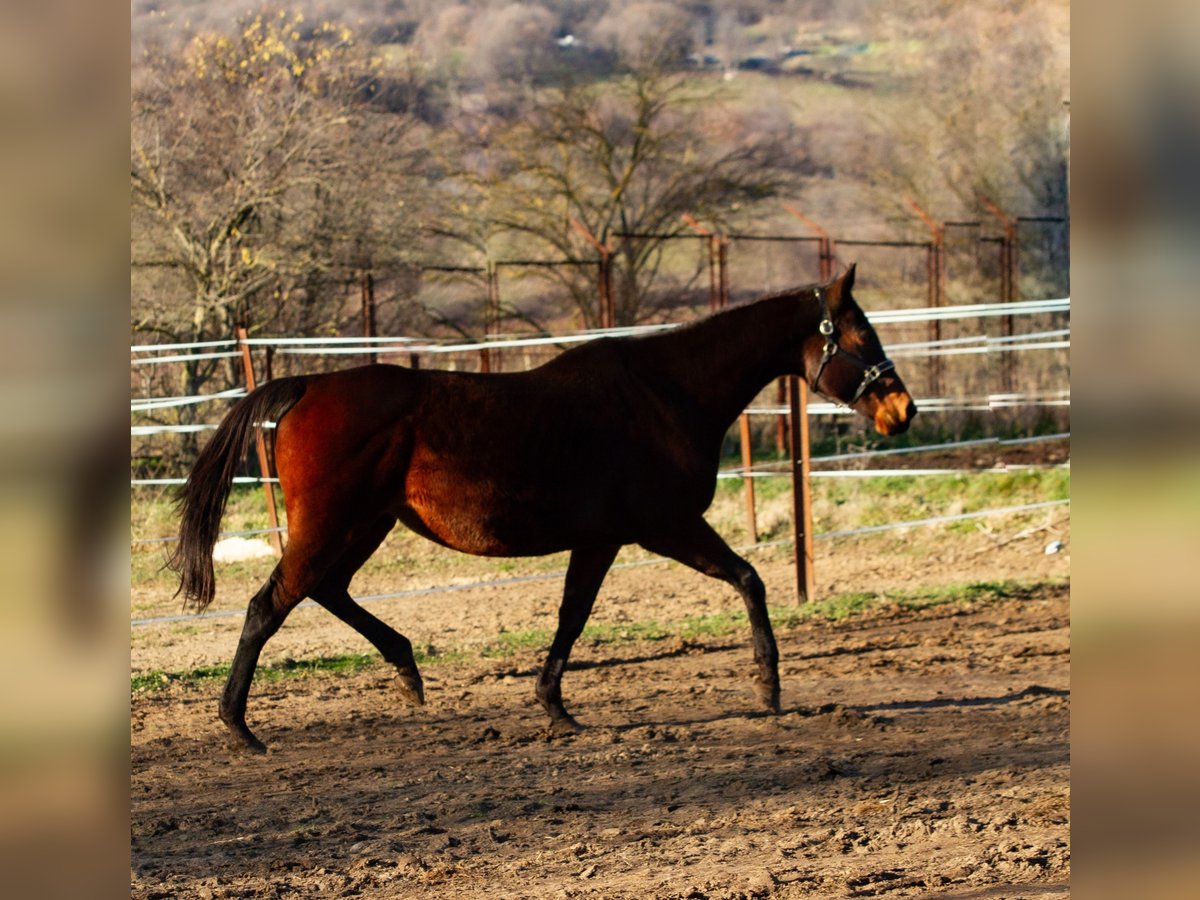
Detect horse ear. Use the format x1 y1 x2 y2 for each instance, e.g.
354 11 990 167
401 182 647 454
842 263 857 294
827 263 856 312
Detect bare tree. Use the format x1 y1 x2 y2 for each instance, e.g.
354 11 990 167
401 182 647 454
468 67 798 326
131 13 423 402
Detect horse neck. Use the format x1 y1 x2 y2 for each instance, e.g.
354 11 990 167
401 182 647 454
646 293 818 427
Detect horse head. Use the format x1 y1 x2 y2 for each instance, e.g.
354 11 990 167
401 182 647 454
803 264 917 436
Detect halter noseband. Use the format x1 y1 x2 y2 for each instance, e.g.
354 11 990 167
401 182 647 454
809 287 896 406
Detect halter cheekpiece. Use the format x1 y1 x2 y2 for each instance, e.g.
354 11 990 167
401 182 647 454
809 287 896 406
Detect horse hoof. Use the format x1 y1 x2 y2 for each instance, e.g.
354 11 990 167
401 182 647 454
548 715 585 737
395 673 425 706
225 725 268 754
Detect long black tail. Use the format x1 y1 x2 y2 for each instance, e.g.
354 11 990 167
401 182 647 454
167 377 309 612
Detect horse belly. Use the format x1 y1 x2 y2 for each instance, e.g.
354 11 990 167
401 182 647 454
397 465 570 557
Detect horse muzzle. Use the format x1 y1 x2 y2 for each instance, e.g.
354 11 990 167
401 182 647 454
873 392 917 436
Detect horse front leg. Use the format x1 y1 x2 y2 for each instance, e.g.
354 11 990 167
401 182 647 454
639 519 780 713
536 543 620 734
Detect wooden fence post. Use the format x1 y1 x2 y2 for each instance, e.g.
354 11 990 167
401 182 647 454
236 327 282 555
739 413 757 543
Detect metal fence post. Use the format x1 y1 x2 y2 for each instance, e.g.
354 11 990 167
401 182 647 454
979 194 1018 393
739 413 758 543
361 271 377 365
906 198 945 397
788 376 815 602
481 262 499 372
717 237 729 309
782 203 834 281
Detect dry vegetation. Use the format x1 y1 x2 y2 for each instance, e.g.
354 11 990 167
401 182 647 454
131 1 1069 480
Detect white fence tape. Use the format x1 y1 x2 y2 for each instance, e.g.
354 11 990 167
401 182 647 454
808 431 1069 465
131 389 1070 436
129 298 1069 361
131 338 238 353
717 464 1069 480
131 351 242 365
131 388 247 413
746 389 1070 418
132 476 279 487
133 526 286 546
886 329 1070 353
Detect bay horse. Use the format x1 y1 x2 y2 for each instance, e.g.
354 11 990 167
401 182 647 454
170 265 915 752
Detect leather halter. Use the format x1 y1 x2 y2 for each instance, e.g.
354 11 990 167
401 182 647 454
809 287 896 406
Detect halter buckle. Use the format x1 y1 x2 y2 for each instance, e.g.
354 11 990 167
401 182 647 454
818 319 834 336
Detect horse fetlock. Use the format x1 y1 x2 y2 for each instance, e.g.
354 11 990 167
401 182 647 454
534 675 559 704
220 713 268 754
751 673 782 714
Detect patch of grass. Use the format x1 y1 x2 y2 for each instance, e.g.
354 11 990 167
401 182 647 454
481 628 553 657
131 671 173 692
131 652 381 693
715 472 793 502
584 620 674 644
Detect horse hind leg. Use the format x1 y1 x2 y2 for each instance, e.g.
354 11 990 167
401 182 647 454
309 516 425 706
219 517 369 753
219 567 303 753
536 543 620 735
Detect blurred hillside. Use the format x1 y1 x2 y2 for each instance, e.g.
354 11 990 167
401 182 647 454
132 0 1068 346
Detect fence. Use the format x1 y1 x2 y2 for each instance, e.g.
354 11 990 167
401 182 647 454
131 294 1070 606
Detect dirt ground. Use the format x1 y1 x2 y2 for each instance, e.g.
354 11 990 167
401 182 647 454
131 523 1070 899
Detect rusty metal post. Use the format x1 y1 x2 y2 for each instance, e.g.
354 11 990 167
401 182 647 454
681 215 722 312
783 203 834 282
572 219 615 328
361 271 377 365
979 194 1018 393
787 376 815 602
595 256 614 328
481 262 499 373
235 327 282 555
906 198 945 396
774 377 787 456
708 235 719 310
739 413 758 543
717 238 729 308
